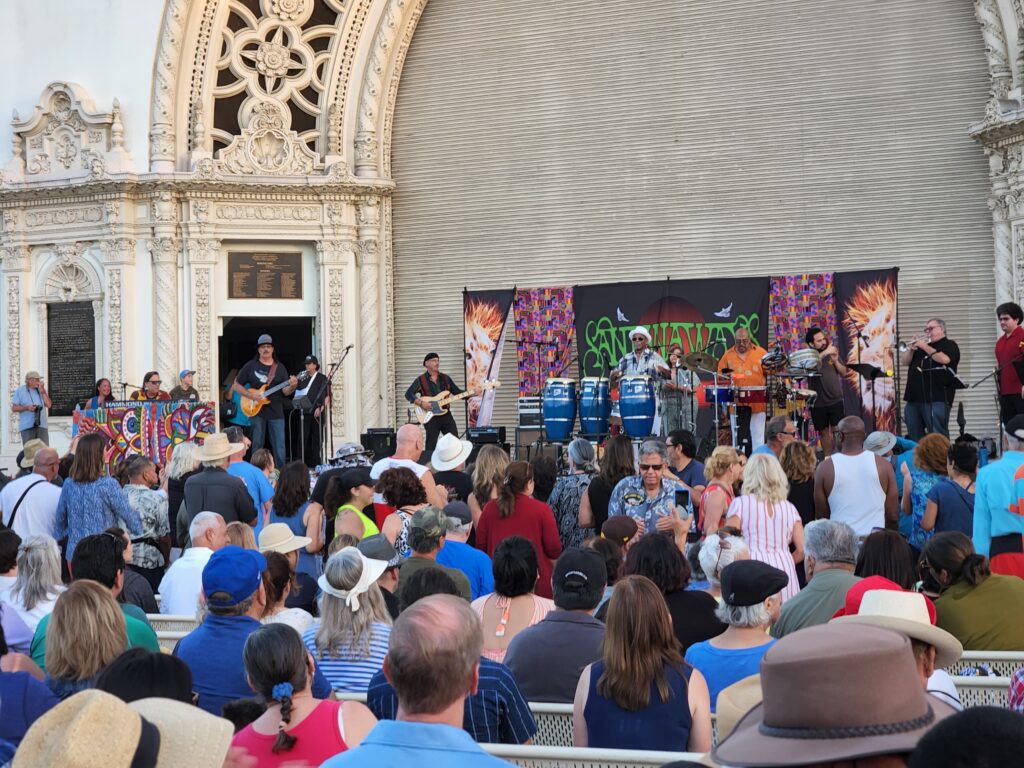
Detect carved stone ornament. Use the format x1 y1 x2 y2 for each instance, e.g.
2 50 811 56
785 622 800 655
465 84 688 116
8 82 132 182
214 100 320 175
44 256 99 303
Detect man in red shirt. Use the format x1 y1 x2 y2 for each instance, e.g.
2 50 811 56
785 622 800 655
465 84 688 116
996 302 1024 425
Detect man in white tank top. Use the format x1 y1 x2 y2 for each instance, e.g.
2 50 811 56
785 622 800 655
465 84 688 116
813 416 898 538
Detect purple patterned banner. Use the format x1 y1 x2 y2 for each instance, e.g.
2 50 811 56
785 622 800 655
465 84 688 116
514 287 575 398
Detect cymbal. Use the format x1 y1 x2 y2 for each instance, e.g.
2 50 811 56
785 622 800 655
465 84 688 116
778 369 821 378
684 351 719 370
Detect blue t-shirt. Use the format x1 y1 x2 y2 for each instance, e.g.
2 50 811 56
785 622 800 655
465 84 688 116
0 671 59 746
684 639 775 713
322 720 511 768
228 461 274 535
925 477 975 537
671 459 706 490
268 503 320 580
436 540 495 600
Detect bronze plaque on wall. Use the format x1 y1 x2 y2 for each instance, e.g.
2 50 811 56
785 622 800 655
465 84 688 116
228 252 303 299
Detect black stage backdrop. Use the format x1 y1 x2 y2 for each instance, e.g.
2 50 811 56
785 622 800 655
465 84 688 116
573 277 771 378
834 268 899 433
464 288 515 427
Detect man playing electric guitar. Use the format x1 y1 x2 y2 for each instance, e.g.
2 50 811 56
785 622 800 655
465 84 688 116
232 333 299 468
405 353 463 451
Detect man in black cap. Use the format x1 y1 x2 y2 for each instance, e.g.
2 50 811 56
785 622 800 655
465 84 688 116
232 333 299 467
291 354 331 467
405 353 464 451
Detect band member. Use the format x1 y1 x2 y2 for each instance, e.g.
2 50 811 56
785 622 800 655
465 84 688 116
169 369 200 401
900 318 959 440
805 327 848 455
996 302 1024 424
662 343 699 434
11 370 51 445
610 326 671 433
233 333 299 468
718 327 768 455
130 371 171 401
86 378 114 409
292 354 331 467
406 353 462 451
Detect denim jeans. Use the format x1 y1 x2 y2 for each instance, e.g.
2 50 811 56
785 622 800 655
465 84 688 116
250 415 286 467
904 401 950 440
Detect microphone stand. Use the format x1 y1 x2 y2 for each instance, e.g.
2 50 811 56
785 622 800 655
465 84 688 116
320 345 354 462
848 318 871 430
119 382 141 400
970 346 1024 450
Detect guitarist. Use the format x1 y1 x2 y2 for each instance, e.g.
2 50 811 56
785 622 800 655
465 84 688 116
405 353 462 451
232 333 298 468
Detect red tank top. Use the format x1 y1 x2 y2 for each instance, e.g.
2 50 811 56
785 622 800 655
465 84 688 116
699 482 734 534
231 700 348 766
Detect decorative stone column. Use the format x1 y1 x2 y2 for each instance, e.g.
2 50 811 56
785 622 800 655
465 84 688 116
149 237 181 386
185 239 220 401
357 199 383 428
316 238 358 443
1 239 29 447
100 239 136 399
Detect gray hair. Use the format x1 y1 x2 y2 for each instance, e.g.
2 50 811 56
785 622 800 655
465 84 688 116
698 535 749 588
1007 432 1024 452
716 600 772 628
928 318 946 333
638 440 668 464
567 438 597 473
167 441 201 481
765 415 790 443
804 519 859 565
445 518 472 537
189 511 225 544
202 456 229 470
11 535 64 612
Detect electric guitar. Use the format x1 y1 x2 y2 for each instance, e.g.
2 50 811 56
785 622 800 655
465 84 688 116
414 380 501 425
241 370 311 418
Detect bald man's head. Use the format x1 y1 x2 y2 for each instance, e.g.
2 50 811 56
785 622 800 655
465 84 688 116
396 423 424 458
836 416 866 451
33 448 60 480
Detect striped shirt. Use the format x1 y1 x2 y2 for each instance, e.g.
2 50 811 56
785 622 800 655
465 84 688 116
366 658 537 744
726 494 801 603
302 621 390 693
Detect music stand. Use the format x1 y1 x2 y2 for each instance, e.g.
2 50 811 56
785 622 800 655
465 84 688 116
291 395 314 466
848 363 889 432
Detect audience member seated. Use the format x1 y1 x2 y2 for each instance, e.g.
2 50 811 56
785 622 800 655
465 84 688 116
468 443 511 529
377 467 429 554
0 602 32 655
900 433 951 553
697 528 750 603
158 511 228 615
357 534 402 619
831 578 964 710
260 550 314 635
323 467 379 540
771 519 859 638
920 441 976 540
222 697 267 734
549 438 597 550
303 547 392 693
855 527 918 590
599 515 639 555
14 689 234 767
505 548 607 703
711 623 955 767
174 544 331 715
267 461 323 584
922 531 1024 650
583 535 623 612
44 580 128 700
165 440 202 550
909 706 1024 768
573 575 712 752
258 522 318 614
323 595 514 767
226 520 257 549
685 560 785 712
430 433 475 504
471 536 555 663
31 533 160 673
232 623 377 766
105 527 159 614
96 647 194 704
602 533 725 653
1013 666 1024 713
0 534 63 632
371 567 538 745
435 500 494 599
398 506 472 601
531 455 558 503
0 444 61 539
476 461 563 599
973 414 1024 579
0 623 57 747
122 455 170 593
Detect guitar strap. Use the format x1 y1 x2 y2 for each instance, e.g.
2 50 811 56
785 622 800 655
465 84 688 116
268 362 279 391
418 373 435 397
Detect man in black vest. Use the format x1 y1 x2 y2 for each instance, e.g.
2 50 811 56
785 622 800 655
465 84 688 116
405 353 462 450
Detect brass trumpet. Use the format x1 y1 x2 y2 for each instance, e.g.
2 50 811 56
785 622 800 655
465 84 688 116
897 336 923 354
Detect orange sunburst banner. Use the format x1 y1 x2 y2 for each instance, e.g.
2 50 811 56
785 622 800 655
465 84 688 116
464 289 515 428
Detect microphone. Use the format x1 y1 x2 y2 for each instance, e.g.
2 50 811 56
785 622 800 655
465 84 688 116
957 402 966 437
344 343 354 350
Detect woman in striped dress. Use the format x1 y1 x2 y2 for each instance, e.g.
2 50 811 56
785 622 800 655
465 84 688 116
724 454 803 603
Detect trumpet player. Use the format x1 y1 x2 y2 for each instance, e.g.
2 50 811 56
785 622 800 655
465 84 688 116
805 327 847 455
11 370 51 445
996 302 1024 425
900 318 959 440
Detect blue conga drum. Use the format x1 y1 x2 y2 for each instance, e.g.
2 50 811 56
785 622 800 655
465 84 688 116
579 377 611 436
543 378 577 441
619 375 655 437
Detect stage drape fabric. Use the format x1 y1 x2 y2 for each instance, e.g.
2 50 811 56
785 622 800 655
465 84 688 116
464 289 515 427
769 273 838 355
514 287 575 398
572 277 770 378
72 400 216 466
834 269 900 432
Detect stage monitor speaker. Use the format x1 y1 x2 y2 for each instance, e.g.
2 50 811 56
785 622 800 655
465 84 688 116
468 426 506 444
468 440 510 465
361 428 396 460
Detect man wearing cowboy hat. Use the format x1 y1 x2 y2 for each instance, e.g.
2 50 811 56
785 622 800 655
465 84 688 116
610 326 671 434
11 370 51 446
182 432 258 533
430 432 474 503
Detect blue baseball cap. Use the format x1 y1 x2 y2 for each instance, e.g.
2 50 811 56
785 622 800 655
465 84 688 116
201 546 267 607
179 369 195 381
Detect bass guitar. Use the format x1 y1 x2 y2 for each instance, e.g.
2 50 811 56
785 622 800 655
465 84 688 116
241 370 311 418
414 380 501 425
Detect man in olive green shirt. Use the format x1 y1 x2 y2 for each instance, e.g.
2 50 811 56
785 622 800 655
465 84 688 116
397 506 472 603
772 519 860 638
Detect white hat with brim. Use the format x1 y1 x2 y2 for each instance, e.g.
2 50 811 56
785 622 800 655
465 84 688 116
830 590 963 669
258 522 312 555
198 432 244 461
629 326 651 342
130 697 233 768
20 438 47 468
864 431 898 456
431 432 474 472
319 547 388 612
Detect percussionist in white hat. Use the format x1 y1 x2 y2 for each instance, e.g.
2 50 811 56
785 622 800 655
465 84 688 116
610 326 671 433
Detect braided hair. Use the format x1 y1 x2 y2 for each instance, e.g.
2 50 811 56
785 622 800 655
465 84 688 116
242 624 310 753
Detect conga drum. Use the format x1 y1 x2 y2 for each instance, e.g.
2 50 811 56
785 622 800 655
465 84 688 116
619 375 656 438
579 377 611 436
543 378 577 441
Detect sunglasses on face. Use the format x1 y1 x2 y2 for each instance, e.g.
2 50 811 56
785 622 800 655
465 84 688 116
639 463 663 471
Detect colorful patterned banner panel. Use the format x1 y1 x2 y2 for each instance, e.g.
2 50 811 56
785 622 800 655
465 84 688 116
72 400 216 467
769 273 837 355
514 287 575 398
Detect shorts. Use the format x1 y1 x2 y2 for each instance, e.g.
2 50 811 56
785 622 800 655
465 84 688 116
810 400 844 431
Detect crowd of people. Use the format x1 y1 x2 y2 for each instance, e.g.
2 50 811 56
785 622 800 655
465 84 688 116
1 399 1024 766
